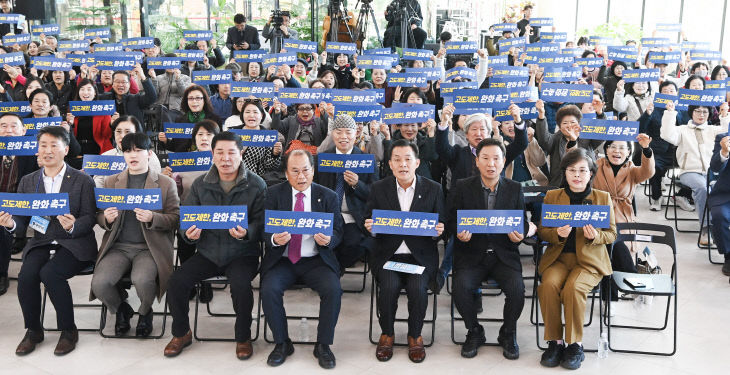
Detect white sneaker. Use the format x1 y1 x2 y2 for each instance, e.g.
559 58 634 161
699 228 713 246
649 199 662 211
674 196 695 212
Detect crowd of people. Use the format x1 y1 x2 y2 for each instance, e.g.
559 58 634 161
1 1 729 371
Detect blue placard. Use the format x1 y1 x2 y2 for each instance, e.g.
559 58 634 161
93 43 124 52
622 68 660 83
607 46 638 63
452 89 512 108
31 57 72 71
67 54 88 66
69 100 116 116
357 54 396 69
31 24 61 36
690 50 722 61
540 32 568 43
457 210 524 234
82 155 127 176
368 89 386 103
365 48 391 55
640 37 670 47
0 52 25 66
0 14 21 24
580 119 639 142
168 151 213 173
402 48 433 61
121 37 155 50
329 89 377 105
492 23 518 33
653 93 688 111
526 43 561 54
445 41 478 55
163 123 195 139
529 17 553 27
233 49 267 62
678 89 726 106
230 81 276 98
498 37 527 53
262 53 298 68
92 55 137 71
440 81 478 95
492 66 530 78
281 39 318 53
277 88 332 104
647 51 682 64
510 87 532 103
180 205 248 230
682 41 711 50
727 78 730 92
489 76 529 89
386 73 429 88
57 40 89 52
0 193 70 216
183 30 213 41
656 23 682 33
540 83 593 103
493 102 538 121
146 57 182 69
174 49 205 61
2 33 31 45
561 47 583 56
0 136 37 156
23 117 62 135
445 67 477 81
325 41 357 54
265 210 334 236
705 80 727 90
542 67 583 82
229 129 279 147
0 101 31 116
405 67 442 81
540 204 610 228
192 70 233 85
381 104 435 124
525 52 575 67
317 153 376 173
334 105 382 122
589 36 614 46
371 209 438 236
574 57 604 68
489 55 509 66
95 188 163 210
85 28 111 39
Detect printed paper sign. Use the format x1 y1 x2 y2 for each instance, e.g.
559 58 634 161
265 210 334 236
0 193 70 216
457 210 524 233
69 101 116 116
0 136 37 156
180 205 247 229
168 151 213 172
229 129 279 147
23 117 62 135
95 188 163 210
381 104 435 124
579 119 639 142
370 209 438 236
82 155 127 176
540 204 610 228
317 153 376 173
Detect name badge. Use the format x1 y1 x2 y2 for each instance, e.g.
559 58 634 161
29 215 50 234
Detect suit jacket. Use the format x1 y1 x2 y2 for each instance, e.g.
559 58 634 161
537 188 616 277
261 182 344 276
91 170 180 301
447 176 527 272
709 133 730 207
314 147 378 232
226 25 261 52
366 175 445 291
14 164 98 262
99 78 158 123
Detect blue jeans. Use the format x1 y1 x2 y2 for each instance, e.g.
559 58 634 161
679 172 709 227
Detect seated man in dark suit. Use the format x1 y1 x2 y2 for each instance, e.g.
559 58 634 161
0 127 97 356
709 133 730 279
260 149 344 369
364 139 445 363
448 138 534 360
0 113 40 296
163 131 266 360
314 114 378 271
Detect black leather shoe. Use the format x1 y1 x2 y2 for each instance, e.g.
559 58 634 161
15 329 44 356
561 343 585 370
199 284 213 304
474 293 483 314
722 259 730 276
54 329 78 356
114 301 134 336
267 339 294 367
135 309 154 337
497 330 519 360
313 343 336 369
0 275 8 296
540 340 564 367
461 325 486 358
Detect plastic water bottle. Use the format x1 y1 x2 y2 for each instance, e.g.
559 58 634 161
633 295 646 310
298 318 309 342
597 332 609 358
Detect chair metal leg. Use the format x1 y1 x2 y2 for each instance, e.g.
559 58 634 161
193 281 261 342
99 295 169 339
342 259 369 294
368 277 437 347
41 287 102 333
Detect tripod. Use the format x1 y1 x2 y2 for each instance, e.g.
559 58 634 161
327 0 355 44
397 1 416 51
267 0 285 53
354 0 383 53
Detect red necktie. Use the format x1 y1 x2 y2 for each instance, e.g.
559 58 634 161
288 192 305 264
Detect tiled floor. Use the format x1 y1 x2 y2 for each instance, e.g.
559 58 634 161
1 185 728 374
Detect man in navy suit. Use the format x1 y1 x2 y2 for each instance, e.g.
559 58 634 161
0 113 40 296
315 114 378 271
709 133 730 278
0 127 97 356
261 149 344 369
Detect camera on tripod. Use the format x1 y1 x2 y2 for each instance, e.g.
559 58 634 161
270 9 288 28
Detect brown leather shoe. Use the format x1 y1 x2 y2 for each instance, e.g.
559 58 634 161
54 329 78 356
236 340 253 360
407 335 425 363
375 334 394 362
164 330 192 357
15 329 44 356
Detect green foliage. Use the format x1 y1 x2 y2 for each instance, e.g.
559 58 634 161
577 20 644 43
64 5 121 38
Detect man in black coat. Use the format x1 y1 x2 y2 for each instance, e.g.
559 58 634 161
1 127 97 356
709 133 730 277
365 139 445 363
448 138 533 360
226 14 261 57
260 149 344 369
315 115 377 270
99 65 158 124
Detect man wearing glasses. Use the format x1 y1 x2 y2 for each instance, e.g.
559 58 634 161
99 64 158 124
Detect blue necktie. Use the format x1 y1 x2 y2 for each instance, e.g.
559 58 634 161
335 172 345 204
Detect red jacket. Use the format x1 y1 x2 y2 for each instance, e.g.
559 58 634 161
74 115 113 153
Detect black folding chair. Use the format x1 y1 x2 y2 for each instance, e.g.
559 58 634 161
99 276 170 339
664 170 700 233
41 262 102 333
192 275 263 342
368 277 437 347
450 278 505 346
699 172 723 264
263 284 320 345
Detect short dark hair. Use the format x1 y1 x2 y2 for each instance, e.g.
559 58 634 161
121 132 152 151
211 131 243 151
239 100 264 123
0 112 23 124
711 65 730 81
684 74 706 90
523 4 533 10
284 149 314 169
475 138 506 159
556 105 582 126
659 80 678 93
112 70 130 82
390 139 419 158
192 119 220 139
401 87 428 103
28 88 54 104
559 148 597 188
75 78 98 101
111 115 143 134
690 62 709 74
37 125 70 146
234 14 246 24
440 31 452 43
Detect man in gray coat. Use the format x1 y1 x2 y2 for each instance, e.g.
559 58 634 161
149 53 192 112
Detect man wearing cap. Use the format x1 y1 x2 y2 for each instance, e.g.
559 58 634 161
315 115 378 272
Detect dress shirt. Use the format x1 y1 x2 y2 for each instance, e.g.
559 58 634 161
394 177 416 254
336 147 355 224
277 185 317 258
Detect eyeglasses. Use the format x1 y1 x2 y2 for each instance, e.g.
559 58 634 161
244 98 261 104
607 145 628 151
188 96 205 102
289 168 312 176
693 109 709 115
113 80 129 85
297 107 314 112
566 168 590 175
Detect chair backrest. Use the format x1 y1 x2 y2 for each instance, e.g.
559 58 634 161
523 185 557 204
615 222 677 253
